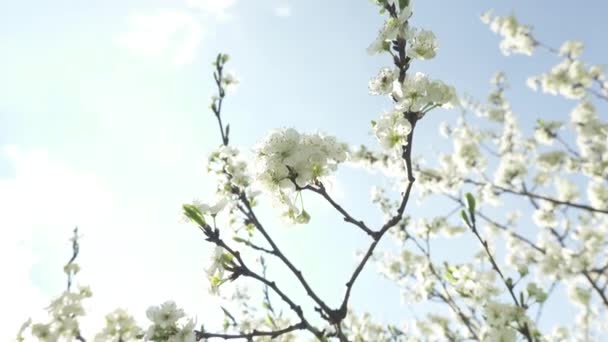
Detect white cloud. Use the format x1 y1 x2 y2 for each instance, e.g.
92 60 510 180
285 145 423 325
116 10 203 66
274 4 291 17
0 145 221 338
0 145 114 339
186 0 237 19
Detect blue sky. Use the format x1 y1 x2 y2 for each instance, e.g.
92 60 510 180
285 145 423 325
1 0 607 338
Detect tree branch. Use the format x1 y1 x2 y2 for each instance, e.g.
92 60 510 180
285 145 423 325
197 322 306 341
302 182 375 237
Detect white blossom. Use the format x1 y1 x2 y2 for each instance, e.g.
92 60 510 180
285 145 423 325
146 301 185 329
393 72 456 112
373 111 412 150
369 67 399 96
481 11 536 56
254 128 347 223
559 40 584 58
367 5 413 54
94 309 143 341
406 29 438 60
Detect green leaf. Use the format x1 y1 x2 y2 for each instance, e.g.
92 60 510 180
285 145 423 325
465 192 476 215
182 204 206 226
232 236 247 243
265 314 276 327
398 0 410 10
460 210 471 227
444 262 457 284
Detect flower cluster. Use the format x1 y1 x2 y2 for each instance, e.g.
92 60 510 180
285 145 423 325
20 286 93 341
207 145 253 198
481 11 536 56
494 153 527 187
221 71 239 92
369 70 456 113
368 67 398 96
94 309 143 341
569 101 608 182
367 4 412 55
393 72 456 112
372 110 412 150
144 301 195 342
481 301 536 341
534 119 562 145
444 264 500 303
378 250 435 303
450 123 485 173
527 59 595 99
406 29 438 60
254 128 348 223
206 246 235 294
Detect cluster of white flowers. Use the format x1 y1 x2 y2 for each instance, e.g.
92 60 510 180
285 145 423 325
415 155 464 197
481 301 535 341
536 235 588 279
412 314 456 341
367 4 412 55
504 234 538 276
378 249 435 303
221 71 239 92
534 119 562 145
368 67 399 96
410 216 465 238
572 223 606 263
254 128 348 223
451 123 485 173
554 177 579 203
206 246 235 294
445 264 500 303
19 285 93 341
527 59 595 99
372 110 412 150
367 3 439 61
208 145 253 198
569 101 608 181
494 153 527 187
588 179 608 210
94 309 143 341
369 70 457 116
571 100 596 124
393 72 457 112
532 202 558 228
559 40 585 59
406 28 438 60
481 11 536 56
526 282 548 304
342 311 401 342
498 111 522 155
144 301 195 342
193 197 229 217
467 73 511 122
255 128 348 190
478 183 501 207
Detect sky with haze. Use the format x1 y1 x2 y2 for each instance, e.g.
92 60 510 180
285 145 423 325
1 0 607 339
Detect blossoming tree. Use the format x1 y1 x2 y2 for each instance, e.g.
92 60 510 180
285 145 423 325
17 0 608 341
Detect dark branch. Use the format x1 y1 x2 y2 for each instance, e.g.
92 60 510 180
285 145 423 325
302 182 375 237
197 322 305 340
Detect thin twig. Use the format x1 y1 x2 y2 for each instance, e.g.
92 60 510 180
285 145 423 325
302 182 375 237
